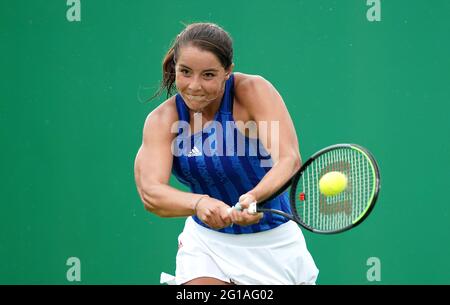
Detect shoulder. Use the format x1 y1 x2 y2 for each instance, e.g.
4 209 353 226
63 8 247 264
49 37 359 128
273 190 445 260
234 72 274 97
143 95 179 137
233 72 282 117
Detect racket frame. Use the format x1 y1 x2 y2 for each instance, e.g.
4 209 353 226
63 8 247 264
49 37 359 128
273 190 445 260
232 143 381 234
288 143 381 234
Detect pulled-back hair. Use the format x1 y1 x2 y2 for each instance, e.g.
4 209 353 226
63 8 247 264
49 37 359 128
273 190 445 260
151 22 233 100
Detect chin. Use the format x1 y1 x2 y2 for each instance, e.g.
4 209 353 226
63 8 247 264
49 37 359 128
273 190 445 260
186 102 204 112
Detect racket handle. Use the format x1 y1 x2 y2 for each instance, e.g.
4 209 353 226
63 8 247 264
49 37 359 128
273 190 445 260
227 201 258 214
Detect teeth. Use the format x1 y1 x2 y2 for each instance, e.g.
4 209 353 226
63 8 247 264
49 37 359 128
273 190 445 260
187 95 203 101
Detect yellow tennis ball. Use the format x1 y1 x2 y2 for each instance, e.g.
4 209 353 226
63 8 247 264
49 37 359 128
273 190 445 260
319 171 348 196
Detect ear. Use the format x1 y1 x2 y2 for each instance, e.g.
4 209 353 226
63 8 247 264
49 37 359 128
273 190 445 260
225 63 235 80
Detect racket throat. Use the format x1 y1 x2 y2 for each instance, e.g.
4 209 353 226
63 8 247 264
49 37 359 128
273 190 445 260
257 208 297 222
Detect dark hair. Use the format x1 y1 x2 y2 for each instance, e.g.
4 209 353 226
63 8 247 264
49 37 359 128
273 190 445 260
150 22 233 101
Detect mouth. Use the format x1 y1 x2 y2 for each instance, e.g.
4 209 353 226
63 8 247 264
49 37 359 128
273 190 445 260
186 94 205 101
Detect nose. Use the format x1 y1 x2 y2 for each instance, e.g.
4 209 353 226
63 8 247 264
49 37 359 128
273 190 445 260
187 75 202 92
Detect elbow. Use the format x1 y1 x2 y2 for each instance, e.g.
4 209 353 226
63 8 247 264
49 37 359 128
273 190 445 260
277 152 301 175
142 197 158 214
292 152 302 173
142 196 171 217
140 189 157 213
139 186 168 217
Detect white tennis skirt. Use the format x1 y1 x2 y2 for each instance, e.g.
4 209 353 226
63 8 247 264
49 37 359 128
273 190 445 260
175 217 319 285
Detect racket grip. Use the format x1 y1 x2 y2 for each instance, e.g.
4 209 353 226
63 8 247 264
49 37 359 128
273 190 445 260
226 203 242 215
247 202 257 214
227 202 257 214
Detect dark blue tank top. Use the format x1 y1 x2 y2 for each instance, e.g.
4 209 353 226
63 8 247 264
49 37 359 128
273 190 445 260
171 74 290 234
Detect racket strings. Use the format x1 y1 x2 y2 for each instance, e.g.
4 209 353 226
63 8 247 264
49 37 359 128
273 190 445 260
294 147 376 232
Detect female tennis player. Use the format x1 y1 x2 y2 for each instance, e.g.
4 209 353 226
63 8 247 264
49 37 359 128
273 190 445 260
134 22 319 285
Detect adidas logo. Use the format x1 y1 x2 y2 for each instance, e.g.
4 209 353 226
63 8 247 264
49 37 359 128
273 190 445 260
187 146 202 157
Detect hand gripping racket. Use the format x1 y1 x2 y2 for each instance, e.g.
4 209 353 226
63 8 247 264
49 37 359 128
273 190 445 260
228 144 381 234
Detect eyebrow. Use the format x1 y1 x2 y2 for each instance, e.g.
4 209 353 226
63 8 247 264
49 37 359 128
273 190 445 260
178 64 219 72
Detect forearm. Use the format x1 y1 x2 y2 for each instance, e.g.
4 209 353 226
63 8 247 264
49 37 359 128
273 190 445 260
138 183 207 217
249 155 301 203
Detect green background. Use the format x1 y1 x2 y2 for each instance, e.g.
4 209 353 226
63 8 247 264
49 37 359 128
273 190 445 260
1 0 449 284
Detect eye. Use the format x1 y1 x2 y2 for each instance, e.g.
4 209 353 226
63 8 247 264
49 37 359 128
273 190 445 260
179 68 191 76
203 72 215 79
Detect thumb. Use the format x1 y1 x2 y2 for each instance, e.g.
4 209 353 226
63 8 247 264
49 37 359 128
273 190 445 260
238 193 257 209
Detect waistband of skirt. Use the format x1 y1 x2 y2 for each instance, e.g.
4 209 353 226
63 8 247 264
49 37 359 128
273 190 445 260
184 216 302 248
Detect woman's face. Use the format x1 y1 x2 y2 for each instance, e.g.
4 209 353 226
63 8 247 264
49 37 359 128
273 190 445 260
175 45 232 113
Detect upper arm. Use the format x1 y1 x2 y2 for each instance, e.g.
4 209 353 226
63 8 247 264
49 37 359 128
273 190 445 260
235 75 300 163
134 100 177 195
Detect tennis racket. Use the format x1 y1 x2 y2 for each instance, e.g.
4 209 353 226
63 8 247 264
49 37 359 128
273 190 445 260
228 143 380 234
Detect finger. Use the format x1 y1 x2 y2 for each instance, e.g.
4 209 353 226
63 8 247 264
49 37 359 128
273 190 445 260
204 215 220 229
229 209 240 223
220 210 232 226
228 210 234 222
213 212 228 228
236 210 246 223
210 220 222 229
215 211 231 228
238 198 251 209
243 210 263 223
248 211 264 220
238 193 256 209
